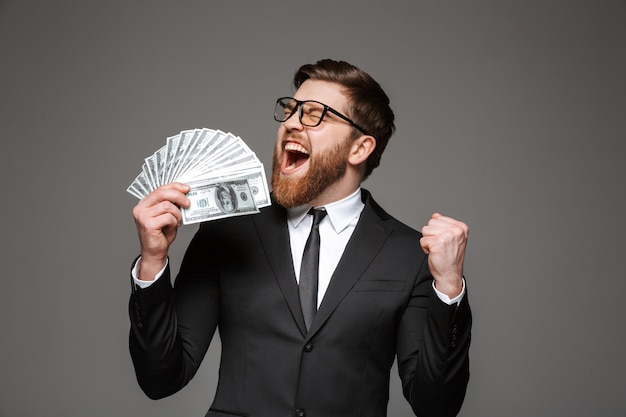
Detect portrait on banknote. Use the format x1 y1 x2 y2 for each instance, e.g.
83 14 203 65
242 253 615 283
215 184 237 213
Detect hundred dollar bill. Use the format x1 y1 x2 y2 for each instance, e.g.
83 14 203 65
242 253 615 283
128 170 152 198
163 133 181 184
170 128 215 182
179 164 270 208
165 129 196 184
182 178 259 224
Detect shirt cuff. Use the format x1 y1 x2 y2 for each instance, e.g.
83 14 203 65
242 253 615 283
131 256 168 289
432 277 466 305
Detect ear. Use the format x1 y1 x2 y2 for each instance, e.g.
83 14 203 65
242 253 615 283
348 135 376 166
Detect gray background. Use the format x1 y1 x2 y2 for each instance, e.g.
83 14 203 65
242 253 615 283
1 1 624 416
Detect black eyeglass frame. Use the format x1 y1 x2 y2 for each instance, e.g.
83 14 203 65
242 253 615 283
274 97 368 135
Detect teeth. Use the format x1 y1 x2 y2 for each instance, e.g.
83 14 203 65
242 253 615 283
284 142 309 154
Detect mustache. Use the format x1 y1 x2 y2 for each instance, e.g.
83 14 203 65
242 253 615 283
279 133 309 148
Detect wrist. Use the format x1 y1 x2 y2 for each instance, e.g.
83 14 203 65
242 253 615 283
137 255 167 281
433 276 463 298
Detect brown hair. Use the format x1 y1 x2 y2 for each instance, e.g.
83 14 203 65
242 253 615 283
293 59 395 179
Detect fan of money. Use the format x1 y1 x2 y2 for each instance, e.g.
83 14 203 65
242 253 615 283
127 128 271 224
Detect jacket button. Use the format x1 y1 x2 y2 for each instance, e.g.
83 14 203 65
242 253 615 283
303 343 313 352
294 408 306 417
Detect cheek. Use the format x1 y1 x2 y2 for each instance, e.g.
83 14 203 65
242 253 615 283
273 133 283 153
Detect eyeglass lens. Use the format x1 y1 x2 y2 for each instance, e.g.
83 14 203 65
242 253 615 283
275 98 326 127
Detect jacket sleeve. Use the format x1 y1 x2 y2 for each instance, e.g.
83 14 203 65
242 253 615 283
128 224 220 399
396 260 472 417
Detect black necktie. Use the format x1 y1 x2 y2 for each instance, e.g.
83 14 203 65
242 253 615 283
299 208 327 331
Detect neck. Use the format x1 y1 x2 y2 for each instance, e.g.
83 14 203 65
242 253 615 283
308 170 362 207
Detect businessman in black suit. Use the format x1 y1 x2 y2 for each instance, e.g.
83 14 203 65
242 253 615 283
129 59 471 417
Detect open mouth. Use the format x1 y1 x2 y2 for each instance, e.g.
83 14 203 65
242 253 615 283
282 142 310 174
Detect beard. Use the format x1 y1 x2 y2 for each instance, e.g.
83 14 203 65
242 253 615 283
271 137 351 208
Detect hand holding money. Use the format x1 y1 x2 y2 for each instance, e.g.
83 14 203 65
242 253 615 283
128 128 271 280
127 128 271 224
132 182 190 281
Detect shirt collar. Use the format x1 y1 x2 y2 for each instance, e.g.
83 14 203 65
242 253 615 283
287 188 365 233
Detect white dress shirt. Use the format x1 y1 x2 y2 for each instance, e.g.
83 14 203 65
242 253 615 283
287 188 365 308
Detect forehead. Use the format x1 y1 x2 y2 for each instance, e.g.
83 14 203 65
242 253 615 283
293 79 350 110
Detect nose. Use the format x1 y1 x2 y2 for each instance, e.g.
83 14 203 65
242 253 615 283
282 107 304 131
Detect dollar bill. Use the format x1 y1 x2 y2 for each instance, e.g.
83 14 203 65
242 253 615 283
186 165 271 208
128 170 152 198
171 128 215 181
182 178 259 224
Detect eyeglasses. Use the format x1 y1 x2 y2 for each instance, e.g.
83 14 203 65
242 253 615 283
274 97 368 134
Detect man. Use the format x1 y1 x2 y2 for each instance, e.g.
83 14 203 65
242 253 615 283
129 59 471 417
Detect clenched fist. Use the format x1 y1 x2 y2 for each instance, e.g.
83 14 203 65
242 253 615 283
420 213 469 298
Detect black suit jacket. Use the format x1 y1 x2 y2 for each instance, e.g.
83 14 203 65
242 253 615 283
129 190 471 417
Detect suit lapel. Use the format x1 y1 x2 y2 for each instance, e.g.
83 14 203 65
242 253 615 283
253 202 308 335
253 191 395 338
308 190 394 337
